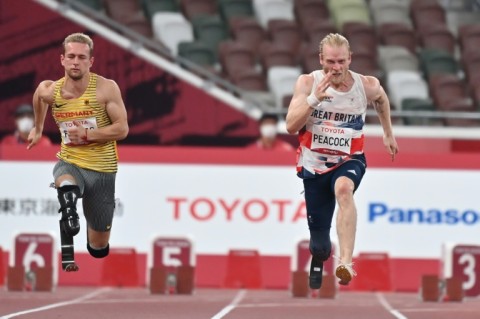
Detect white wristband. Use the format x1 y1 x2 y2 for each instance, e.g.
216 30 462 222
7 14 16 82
306 93 321 108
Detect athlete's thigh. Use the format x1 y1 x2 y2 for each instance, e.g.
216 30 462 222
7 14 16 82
52 160 86 194
81 169 116 232
331 159 366 193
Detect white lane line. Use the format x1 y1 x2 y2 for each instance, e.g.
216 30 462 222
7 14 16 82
1 288 111 319
211 289 247 319
376 292 408 319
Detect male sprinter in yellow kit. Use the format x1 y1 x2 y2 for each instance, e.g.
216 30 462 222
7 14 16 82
27 33 129 271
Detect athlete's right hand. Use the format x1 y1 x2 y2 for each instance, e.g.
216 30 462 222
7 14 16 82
312 70 334 102
27 128 42 150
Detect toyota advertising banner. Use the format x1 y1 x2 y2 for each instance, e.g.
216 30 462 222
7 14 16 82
1 161 479 259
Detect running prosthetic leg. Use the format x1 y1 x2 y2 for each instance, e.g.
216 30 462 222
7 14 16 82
58 185 81 236
309 256 324 289
57 185 81 271
308 230 331 289
60 221 79 272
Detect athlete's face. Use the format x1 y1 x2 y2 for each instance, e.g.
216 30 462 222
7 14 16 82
61 42 93 81
319 44 351 85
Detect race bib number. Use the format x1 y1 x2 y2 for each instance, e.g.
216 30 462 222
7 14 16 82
59 117 97 145
311 125 353 155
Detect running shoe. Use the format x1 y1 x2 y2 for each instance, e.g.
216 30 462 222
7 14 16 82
335 261 356 285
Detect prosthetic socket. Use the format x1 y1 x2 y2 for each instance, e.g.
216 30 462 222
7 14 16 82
57 185 81 236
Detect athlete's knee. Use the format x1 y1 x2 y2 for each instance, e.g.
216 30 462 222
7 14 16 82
87 242 109 258
57 184 81 236
309 229 331 262
335 178 354 201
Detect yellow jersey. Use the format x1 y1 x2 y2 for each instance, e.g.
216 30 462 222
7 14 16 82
51 73 118 173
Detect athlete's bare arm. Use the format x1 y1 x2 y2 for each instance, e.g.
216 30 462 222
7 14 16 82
28 81 55 149
70 76 129 144
362 75 399 160
286 71 333 134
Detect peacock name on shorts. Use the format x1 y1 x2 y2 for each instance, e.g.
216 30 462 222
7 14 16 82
368 202 480 225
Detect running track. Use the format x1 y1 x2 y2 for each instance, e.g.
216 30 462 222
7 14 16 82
1 288 479 319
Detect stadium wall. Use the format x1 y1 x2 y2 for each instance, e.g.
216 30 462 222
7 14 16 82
0 138 479 291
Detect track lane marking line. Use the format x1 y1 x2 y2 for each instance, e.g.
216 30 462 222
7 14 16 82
376 292 408 319
211 289 246 319
0 288 111 319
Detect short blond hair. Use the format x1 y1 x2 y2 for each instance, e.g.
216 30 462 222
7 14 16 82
319 33 351 56
63 33 94 56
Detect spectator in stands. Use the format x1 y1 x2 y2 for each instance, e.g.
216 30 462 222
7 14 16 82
1 104 52 146
27 32 129 272
286 33 399 290
248 113 294 151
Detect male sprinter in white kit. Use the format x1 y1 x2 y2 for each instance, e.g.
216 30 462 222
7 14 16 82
286 33 398 288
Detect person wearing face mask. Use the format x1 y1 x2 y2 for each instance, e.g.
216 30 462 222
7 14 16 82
286 33 399 290
248 113 295 151
1 104 52 146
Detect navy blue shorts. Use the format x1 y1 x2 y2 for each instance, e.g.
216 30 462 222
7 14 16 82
302 155 366 231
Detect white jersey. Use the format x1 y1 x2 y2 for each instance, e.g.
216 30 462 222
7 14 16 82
296 70 367 175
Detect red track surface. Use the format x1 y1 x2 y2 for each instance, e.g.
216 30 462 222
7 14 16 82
1 287 479 319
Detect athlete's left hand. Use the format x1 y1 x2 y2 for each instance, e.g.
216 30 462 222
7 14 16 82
383 135 399 161
67 121 88 145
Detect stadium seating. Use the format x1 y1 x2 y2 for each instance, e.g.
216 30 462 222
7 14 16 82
152 12 193 55
329 0 371 31
411 0 447 32
267 66 301 109
218 40 256 78
342 22 378 59
68 0 480 129
349 46 383 79
294 0 330 26
4 0 480 143
104 0 144 23
419 49 459 80
219 0 255 23
267 19 303 56
428 74 469 108
302 20 337 45
180 0 218 21
378 23 418 54
142 0 180 20
178 41 217 68
441 98 479 127
378 46 419 73
387 70 429 110
259 41 297 71
461 49 480 83
418 24 457 56
458 24 480 53
401 98 444 126
231 69 268 92
229 16 267 54
300 43 320 74
369 0 412 27
192 15 229 57
253 0 295 28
